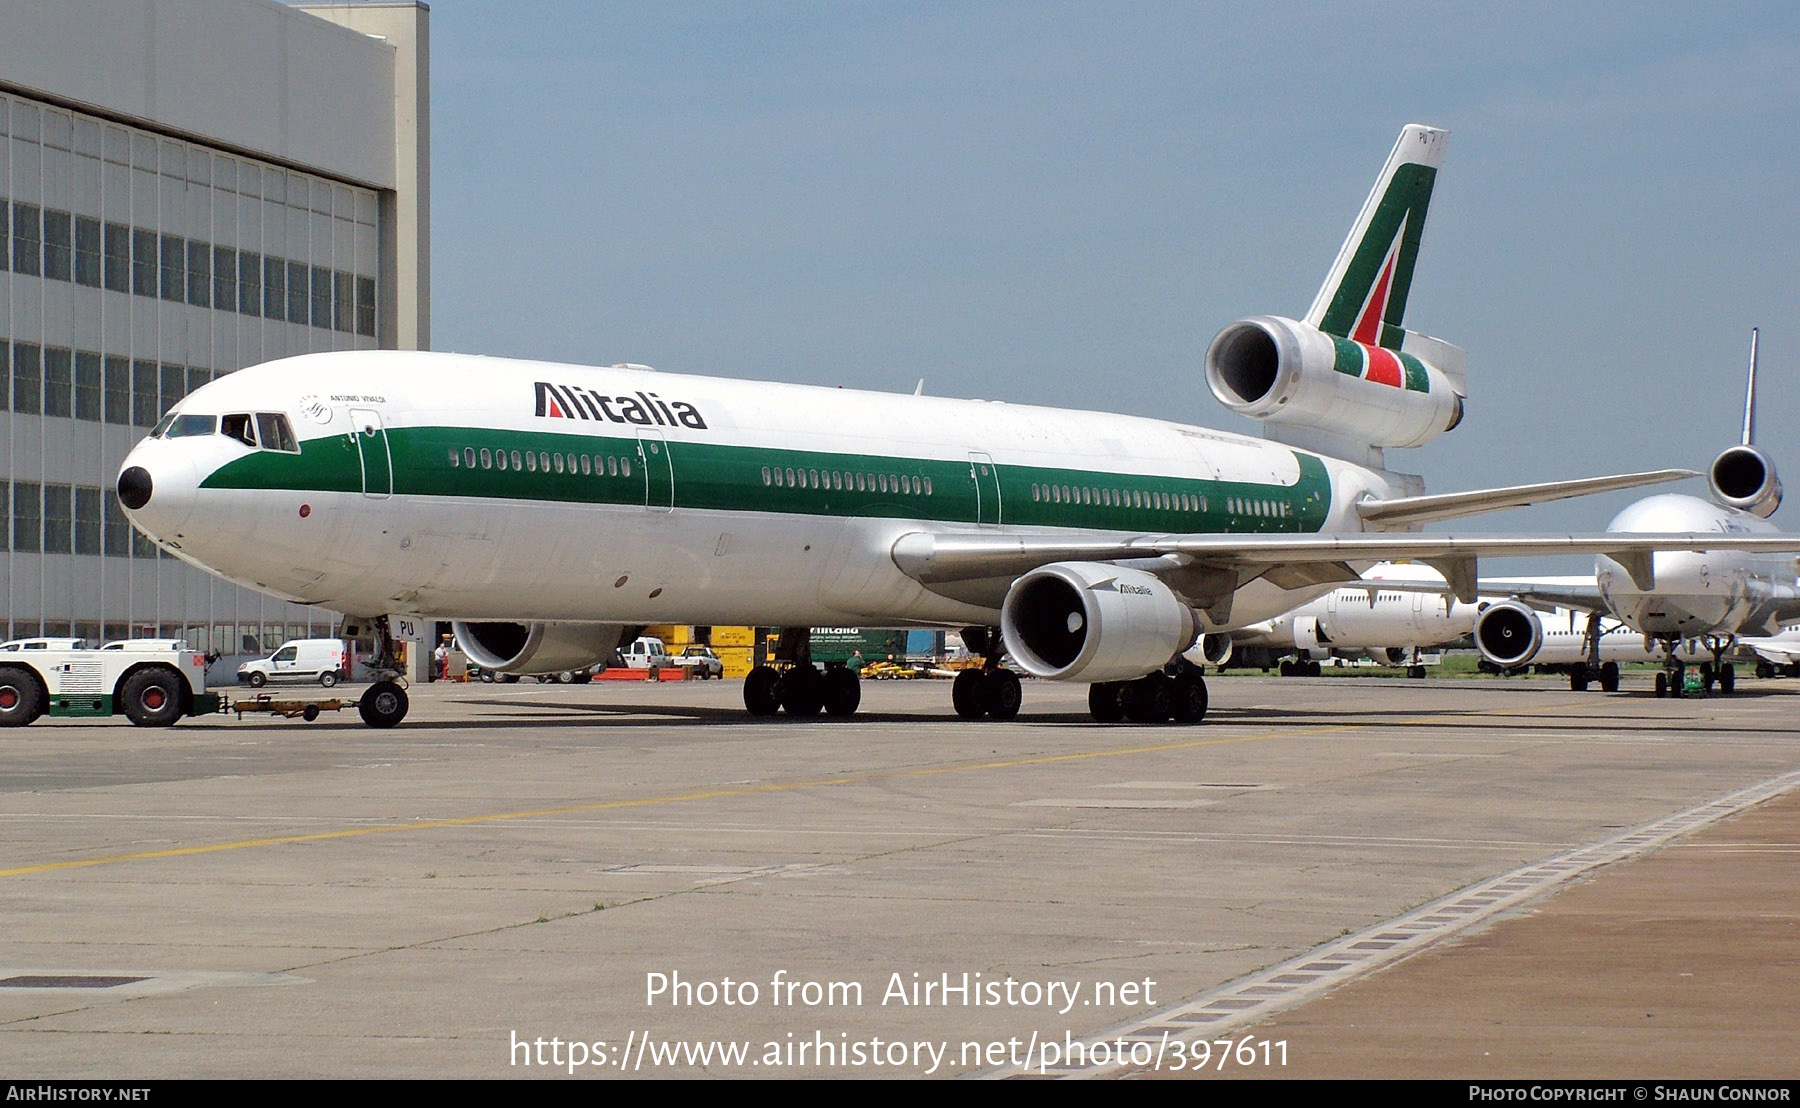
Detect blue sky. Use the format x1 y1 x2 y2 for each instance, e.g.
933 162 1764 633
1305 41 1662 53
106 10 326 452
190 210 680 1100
426 1 1800 552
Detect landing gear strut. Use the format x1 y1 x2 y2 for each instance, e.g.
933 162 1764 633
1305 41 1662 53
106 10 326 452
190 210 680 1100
743 627 861 719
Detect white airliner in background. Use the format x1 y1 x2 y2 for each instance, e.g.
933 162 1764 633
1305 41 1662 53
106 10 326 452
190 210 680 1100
1476 330 1800 697
114 125 1797 728
1205 562 1474 677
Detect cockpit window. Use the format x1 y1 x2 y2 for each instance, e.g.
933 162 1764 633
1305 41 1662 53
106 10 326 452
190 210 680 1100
221 413 258 448
256 413 299 453
150 410 179 438
165 414 219 438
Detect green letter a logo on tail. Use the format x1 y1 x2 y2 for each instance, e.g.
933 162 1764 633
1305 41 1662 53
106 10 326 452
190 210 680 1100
1306 125 1448 351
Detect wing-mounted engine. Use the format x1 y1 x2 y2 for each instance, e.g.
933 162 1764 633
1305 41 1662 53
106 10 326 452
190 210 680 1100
1709 444 1782 518
1205 315 1464 449
452 620 633 674
1367 646 1408 666
1194 633 1233 668
999 563 1196 683
1473 601 1544 668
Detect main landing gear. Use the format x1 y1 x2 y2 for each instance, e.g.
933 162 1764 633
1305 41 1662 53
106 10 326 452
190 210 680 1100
1087 662 1208 725
950 627 1021 721
743 627 861 719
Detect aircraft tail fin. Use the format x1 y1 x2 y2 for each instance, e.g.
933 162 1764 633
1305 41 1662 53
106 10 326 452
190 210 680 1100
1304 124 1449 350
1741 327 1760 446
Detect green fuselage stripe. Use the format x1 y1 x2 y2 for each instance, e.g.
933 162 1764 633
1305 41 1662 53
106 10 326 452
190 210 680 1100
202 426 1333 535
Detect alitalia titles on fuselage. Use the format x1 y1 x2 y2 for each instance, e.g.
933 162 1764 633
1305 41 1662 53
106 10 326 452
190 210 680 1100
534 381 709 430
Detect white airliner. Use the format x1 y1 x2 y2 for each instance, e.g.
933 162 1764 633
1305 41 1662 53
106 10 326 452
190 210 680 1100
114 125 1798 728
1475 330 1800 697
1206 562 1474 677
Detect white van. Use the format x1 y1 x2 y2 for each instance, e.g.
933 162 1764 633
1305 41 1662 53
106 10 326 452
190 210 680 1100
621 637 672 670
238 639 347 687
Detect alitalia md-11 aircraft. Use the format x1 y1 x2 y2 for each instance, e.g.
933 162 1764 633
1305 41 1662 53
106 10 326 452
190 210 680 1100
114 125 1798 728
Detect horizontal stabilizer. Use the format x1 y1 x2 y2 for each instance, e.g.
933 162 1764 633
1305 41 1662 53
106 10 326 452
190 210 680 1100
1355 469 1698 527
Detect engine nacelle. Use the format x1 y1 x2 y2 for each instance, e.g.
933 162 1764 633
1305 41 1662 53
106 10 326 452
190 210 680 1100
1473 601 1544 668
1709 444 1782 518
1195 633 1233 668
1000 563 1196 683
1367 646 1407 666
452 620 631 674
1204 315 1464 448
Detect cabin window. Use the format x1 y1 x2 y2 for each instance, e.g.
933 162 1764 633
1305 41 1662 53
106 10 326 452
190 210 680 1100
525 452 537 472
762 466 772 486
465 448 477 467
540 452 551 472
496 452 509 471
480 448 492 468
923 477 932 495
510 450 522 470
448 448 460 467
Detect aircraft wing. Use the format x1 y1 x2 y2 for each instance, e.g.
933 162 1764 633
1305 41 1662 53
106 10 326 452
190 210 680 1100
1474 577 1605 612
891 530 1800 616
1355 469 1698 527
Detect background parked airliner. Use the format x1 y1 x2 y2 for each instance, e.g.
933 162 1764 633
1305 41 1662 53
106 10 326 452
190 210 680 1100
114 126 1793 728
1476 331 1800 697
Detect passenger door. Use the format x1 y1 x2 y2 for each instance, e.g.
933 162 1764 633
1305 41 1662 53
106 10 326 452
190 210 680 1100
351 408 393 498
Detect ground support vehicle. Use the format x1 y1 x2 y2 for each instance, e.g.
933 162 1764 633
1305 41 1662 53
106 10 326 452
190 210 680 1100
0 643 219 727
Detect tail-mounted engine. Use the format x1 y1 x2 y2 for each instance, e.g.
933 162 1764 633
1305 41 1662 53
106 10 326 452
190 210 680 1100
1473 601 1544 669
1205 315 1464 448
1000 563 1196 683
1709 444 1782 518
453 620 632 674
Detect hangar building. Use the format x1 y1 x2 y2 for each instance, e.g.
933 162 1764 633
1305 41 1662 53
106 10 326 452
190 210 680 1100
0 0 429 654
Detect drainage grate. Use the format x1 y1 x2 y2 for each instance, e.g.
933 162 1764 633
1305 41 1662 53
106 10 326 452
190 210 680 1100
0 975 148 989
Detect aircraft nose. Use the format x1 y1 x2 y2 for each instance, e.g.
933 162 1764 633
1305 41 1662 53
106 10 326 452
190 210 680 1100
117 466 154 510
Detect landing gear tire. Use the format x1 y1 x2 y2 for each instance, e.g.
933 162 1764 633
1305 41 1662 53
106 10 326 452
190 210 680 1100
1278 660 1294 677
1171 672 1208 724
952 670 985 720
320 671 339 688
122 667 184 727
1306 659 1322 677
981 669 1022 721
0 666 44 727
1719 664 1736 695
1089 682 1126 723
1124 674 1173 723
1571 669 1589 692
1600 662 1621 693
744 665 782 716
1407 665 1426 679
358 681 409 728
779 665 824 718
1654 671 1668 698
822 666 861 718
1756 661 1775 680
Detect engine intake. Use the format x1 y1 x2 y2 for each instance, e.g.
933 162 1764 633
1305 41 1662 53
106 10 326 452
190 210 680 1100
1000 563 1195 683
1709 444 1782 518
1473 601 1544 668
1205 315 1464 448
452 621 631 674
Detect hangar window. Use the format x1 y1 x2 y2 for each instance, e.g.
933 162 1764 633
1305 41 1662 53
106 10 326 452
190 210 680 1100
103 222 129 293
75 217 101 288
238 251 262 317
